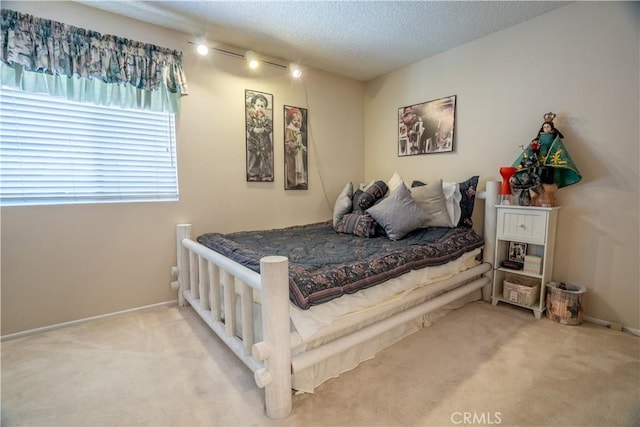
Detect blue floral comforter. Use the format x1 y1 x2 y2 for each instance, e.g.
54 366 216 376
197 221 483 310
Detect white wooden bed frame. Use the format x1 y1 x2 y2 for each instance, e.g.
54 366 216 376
170 181 499 418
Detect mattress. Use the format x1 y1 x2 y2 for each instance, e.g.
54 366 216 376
290 247 482 342
197 221 484 310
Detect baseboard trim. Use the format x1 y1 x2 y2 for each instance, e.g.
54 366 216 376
584 316 640 337
4 302 637 341
1 300 178 342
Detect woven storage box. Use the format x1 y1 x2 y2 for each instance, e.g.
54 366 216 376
503 277 540 306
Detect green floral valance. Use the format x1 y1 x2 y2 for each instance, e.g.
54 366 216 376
0 9 188 113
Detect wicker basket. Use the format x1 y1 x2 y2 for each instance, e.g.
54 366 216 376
546 282 587 325
503 277 540 306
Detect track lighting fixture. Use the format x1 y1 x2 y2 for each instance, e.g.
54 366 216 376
190 41 301 78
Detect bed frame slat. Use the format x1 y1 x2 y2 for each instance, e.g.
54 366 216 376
198 256 209 311
189 252 199 300
208 262 221 321
222 270 235 337
240 279 255 354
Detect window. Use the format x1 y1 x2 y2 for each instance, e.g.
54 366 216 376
0 87 178 206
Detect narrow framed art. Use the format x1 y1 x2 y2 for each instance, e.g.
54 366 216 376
245 89 274 182
398 95 456 156
284 105 308 190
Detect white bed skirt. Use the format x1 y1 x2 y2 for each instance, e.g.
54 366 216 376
292 289 480 393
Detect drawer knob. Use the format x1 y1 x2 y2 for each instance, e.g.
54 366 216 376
519 224 526 229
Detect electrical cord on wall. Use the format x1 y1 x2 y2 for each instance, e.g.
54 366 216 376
300 77 334 213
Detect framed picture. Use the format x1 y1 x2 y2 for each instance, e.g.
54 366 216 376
284 105 308 190
397 95 456 156
508 242 528 264
245 89 274 182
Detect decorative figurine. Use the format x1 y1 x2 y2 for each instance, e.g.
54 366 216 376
510 112 582 206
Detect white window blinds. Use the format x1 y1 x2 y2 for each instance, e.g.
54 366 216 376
0 87 179 206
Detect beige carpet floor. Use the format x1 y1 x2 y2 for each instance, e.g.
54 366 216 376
1 301 639 427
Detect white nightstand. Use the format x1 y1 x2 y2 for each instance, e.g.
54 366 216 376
491 205 560 319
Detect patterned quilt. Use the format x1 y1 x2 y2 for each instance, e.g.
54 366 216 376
197 221 484 310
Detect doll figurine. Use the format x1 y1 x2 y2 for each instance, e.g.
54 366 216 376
512 112 582 200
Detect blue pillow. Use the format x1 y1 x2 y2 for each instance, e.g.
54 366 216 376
366 185 430 240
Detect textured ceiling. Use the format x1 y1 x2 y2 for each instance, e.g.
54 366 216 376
77 1 571 81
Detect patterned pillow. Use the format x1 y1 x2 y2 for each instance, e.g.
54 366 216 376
335 213 378 238
358 180 388 209
458 176 479 228
367 184 430 240
351 189 365 215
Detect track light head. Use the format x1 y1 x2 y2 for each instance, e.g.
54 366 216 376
245 50 259 69
290 64 302 78
196 44 209 56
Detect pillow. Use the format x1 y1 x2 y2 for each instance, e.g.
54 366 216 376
386 171 406 194
442 181 462 225
358 180 388 210
458 176 479 228
361 179 376 191
366 184 430 240
412 177 477 227
335 213 378 238
333 182 353 229
351 189 365 215
409 179 455 228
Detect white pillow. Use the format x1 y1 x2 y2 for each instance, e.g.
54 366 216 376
386 171 406 194
442 181 462 225
409 179 455 228
333 182 353 229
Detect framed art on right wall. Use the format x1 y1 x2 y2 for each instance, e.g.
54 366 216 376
398 95 456 156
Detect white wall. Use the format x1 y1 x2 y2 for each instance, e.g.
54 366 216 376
0 1 365 335
364 2 639 329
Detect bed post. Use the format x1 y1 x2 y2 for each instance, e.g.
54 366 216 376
482 181 499 301
256 255 291 419
175 224 191 307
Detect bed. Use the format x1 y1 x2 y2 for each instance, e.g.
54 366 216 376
170 178 499 418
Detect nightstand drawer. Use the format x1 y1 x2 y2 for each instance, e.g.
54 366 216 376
497 208 548 244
